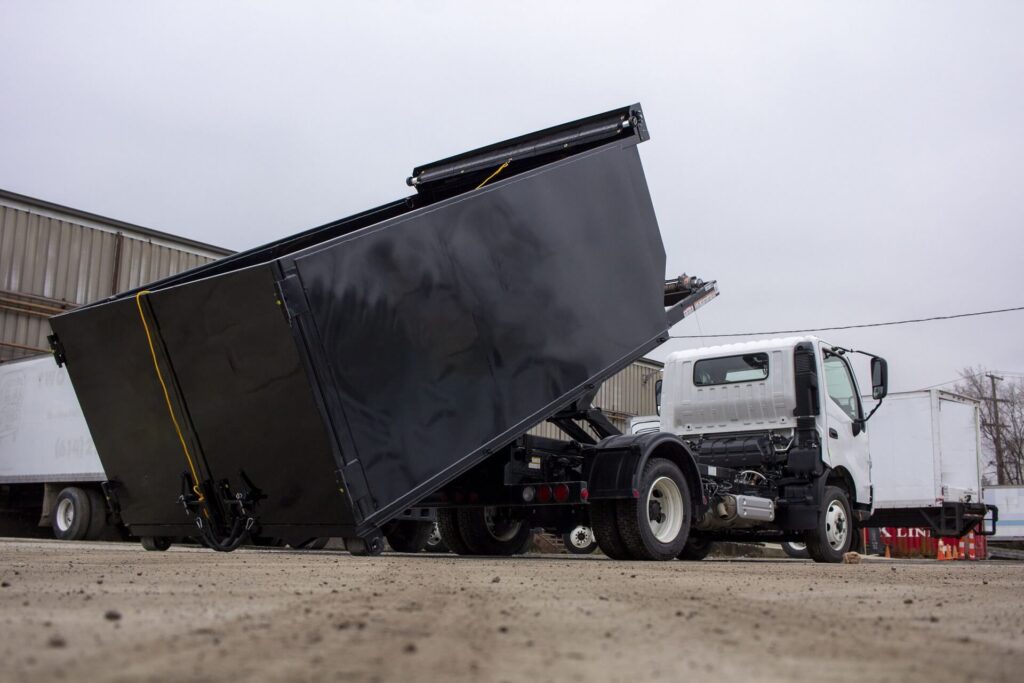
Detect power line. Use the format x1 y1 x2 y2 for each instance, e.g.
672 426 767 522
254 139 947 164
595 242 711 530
670 305 1024 339
917 370 1024 391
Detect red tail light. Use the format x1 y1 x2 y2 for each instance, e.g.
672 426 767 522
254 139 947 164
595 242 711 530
537 485 552 503
553 484 570 502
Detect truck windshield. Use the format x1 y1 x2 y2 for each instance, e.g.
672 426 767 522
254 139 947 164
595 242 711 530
693 353 769 386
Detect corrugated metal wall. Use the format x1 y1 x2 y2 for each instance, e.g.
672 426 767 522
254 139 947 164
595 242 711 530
0 201 226 361
529 359 663 440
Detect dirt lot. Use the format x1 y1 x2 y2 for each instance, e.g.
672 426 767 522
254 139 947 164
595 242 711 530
0 539 1021 683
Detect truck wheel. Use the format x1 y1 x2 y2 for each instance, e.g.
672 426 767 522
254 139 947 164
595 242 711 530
85 488 108 540
456 507 531 555
563 525 598 554
424 523 448 553
51 487 92 541
591 501 632 559
293 537 329 550
616 458 692 560
141 536 171 551
437 509 474 555
678 535 713 561
384 520 434 553
781 541 810 559
804 486 852 563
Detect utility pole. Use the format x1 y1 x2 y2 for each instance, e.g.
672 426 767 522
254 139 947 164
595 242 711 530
987 374 1005 484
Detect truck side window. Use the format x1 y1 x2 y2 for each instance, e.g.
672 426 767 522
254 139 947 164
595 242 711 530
823 353 861 422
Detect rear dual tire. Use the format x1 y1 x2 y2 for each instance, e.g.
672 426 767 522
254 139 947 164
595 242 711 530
383 520 434 553
593 458 693 561
437 507 531 556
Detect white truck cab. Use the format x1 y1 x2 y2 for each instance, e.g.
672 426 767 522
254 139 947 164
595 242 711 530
661 336 876 511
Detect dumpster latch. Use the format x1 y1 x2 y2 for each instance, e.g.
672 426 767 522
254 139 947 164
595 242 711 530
47 334 67 367
275 274 310 322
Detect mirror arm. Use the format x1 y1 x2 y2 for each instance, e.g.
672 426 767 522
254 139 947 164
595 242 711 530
860 398 884 424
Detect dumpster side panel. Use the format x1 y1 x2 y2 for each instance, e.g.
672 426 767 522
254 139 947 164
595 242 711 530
294 142 667 521
147 264 355 530
48 298 195 527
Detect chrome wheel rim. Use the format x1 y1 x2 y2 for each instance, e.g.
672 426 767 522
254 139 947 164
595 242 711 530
824 500 848 549
56 498 74 532
646 477 684 543
568 525 594 549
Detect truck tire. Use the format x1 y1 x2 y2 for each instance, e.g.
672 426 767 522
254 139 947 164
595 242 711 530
437 509 474 555
616 458 692 560
141 536 171 551
456 507 531 555
424 523 448 553
781 541 810 559
678 535 713 561
384 520 434 553
563 525 598 554
804 486 853 563
293 537 329 550
590 500 632 559
85 488 108 540
51 487 93 541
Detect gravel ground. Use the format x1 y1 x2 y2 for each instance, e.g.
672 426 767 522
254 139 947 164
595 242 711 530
0 538 1022 683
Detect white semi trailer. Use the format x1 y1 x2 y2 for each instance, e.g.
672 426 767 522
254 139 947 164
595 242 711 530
0 354 119 540
650 336 995 562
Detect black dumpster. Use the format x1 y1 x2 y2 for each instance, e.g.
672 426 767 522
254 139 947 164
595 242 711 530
49 104 691 550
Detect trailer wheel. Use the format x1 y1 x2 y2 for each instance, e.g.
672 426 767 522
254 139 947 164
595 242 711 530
140 536 171 551
678 535 713 561
804 486 852 563
781 541 810 559
436 509 474 555
563 526 598 554
456 507 531 556
590 501 632 559
424 523 448 553
51 487 93 541
85 488 108 540
616 458 692 560
384 520 434 553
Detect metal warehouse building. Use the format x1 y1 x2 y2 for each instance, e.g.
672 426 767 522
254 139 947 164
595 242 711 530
530 357 663 438
0 189 231 362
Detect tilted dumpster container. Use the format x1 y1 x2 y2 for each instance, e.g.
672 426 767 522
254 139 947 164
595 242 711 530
48 104 719 555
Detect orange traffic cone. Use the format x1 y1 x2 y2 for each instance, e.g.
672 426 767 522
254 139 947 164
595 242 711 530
884 545 891 559
937 540 947 561
968 532 977 561
958 537 966 560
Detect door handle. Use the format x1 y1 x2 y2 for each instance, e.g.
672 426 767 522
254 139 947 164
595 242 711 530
828 428 839 439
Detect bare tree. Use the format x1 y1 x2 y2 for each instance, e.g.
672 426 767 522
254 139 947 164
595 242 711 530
955 368 1024 485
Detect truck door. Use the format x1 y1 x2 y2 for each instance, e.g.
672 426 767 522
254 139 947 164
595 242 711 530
821 350 872 506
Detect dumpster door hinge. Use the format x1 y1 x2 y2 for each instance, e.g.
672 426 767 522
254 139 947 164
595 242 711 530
337 463 374 521
275 274 309 322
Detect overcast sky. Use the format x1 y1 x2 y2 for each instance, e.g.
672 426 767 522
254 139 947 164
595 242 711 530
2 1 1022 392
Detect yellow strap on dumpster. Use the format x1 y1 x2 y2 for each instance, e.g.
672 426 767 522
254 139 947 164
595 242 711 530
134 290 206 505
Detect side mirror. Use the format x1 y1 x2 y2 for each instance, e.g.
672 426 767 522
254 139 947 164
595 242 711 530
871 357 888 400
655 379 663 416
